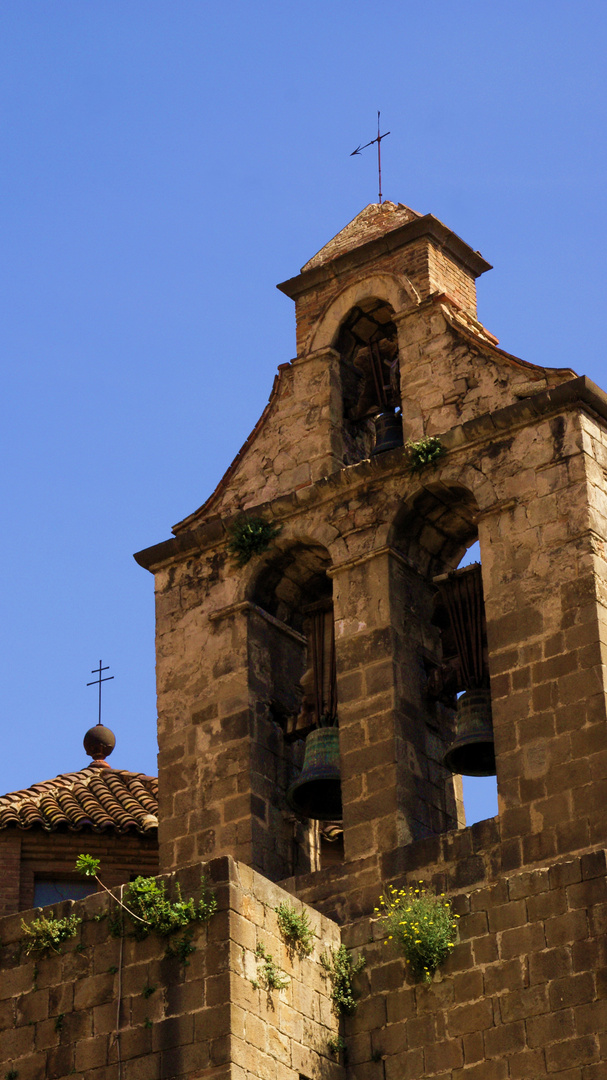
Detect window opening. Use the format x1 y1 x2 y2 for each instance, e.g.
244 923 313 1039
454 543 497 826
336 299 402 463
34 877 96 907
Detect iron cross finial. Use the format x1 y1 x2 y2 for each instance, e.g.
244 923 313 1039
350 111 391 204
87 660 114 726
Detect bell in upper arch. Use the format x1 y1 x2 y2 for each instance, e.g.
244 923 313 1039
287 727 342 821
371 409 404 455
443 688 496 777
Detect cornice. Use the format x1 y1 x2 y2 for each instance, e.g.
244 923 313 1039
277 214 492 301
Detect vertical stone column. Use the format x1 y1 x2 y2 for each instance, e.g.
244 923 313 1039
157 586 310 883
481 409 607 869
332 546 460 862
288 346 344 481
156 588 253 874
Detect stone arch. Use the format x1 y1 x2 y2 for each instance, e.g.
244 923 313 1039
305 272 420 356
323 289 411 466
248 540 332 633
389 483 480 578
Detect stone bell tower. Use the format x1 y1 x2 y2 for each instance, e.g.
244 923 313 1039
136 199 607 892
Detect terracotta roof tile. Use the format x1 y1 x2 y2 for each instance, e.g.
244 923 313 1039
0 767 158 835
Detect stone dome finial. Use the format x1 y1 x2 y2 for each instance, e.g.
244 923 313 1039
83 723 116 768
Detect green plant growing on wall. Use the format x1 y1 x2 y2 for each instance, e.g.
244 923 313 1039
376 881 459 984
226 516 282 566
75 854 149 927
275 901 314 957
250 942 289 992
165 927 197 964
125 874 216 947
75 856 217 958
5 1070 18 1080
19 911 81 957
320 945 365 1015
327 1035 347 1061
404 435 446 474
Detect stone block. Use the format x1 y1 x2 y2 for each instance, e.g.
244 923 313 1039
483 1019 526 1057
500 921 546 960
528 946 572 985
75 1034 110 1070
0 1022 35 1061
73 971 116 1011
452 968 484 1003
425 1036 464 1072
545 1035 599 1072
507 1047 549 1078
487 899 527 933
526 1006 576 1048
406 1011 437 1047
545 909 589 947
447 998 494 1036
574 998 607 1037
499 984 549 1023
549 972 596 1010
151 1013 194 1052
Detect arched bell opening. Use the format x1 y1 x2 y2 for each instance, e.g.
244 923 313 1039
450 544 499 826
392 485 498 824
248 543 343 870
387 484 497 835
390 484 480 579
334 298 403 465
431 561 495 779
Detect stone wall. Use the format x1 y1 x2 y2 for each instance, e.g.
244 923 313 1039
395 297 573 443
0 855 342 1080
343 848 607 1079
142 381 607 882
6 839 605 1078
282 830 607 1079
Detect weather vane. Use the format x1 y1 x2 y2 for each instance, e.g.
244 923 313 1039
87 660 114 726
350 111 391 205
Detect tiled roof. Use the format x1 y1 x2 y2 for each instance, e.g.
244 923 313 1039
0 767 158 835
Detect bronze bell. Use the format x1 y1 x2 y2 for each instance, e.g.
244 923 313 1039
371 409 404 455
443 688 496 777
287 727 342 820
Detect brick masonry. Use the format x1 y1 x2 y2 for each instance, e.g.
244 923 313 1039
0 830 159 917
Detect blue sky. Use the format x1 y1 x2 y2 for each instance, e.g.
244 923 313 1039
1 2 606 826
